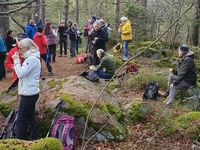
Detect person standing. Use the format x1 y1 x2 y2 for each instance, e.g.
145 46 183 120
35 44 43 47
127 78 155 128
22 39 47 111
33 27 53 76
5 30 16 52
0 35 7 80
99 19 109 51
58 20 68 57
26 19 36 40
118 16 133 61
43 22 57 63
12 38 41 140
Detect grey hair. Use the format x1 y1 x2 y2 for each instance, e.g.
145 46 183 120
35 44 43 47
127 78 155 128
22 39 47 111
96 49 105 57
18 38 39 51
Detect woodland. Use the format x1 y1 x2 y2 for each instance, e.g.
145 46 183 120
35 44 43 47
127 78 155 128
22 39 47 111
1 0 200 150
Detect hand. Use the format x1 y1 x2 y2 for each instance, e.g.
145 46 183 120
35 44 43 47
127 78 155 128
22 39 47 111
12 52 19 60
92 40 96 45
170 83 174 88
94 37 99 40
89 65 97 71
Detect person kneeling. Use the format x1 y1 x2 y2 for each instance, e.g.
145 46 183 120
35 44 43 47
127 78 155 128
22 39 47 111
165 44 197 108
90 49 115 80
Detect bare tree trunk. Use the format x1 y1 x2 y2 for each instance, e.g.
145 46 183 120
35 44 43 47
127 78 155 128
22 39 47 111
65 0 69 20
34 0 40 23
191 0 200 46
0 0 10 38
41 0 45 20
104 0 108 20
141 0 147 7
27 0 33 22
115 0 120 31
75 0 79 23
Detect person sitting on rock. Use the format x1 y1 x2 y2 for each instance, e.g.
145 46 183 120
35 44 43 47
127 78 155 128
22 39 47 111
90 49 115 79
165 44 197 108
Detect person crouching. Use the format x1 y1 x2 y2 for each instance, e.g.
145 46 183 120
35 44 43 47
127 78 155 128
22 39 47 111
12 38 41 140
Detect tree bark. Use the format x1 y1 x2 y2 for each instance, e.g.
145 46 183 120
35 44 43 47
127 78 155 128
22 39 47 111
191 0 200 46
0 0 10 38
65 0 69 20
41 0 45 20
115 0 120 31
75 0 79 23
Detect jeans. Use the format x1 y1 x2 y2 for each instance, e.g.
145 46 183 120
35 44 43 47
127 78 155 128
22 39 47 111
48 44 56 62
96 69 113 79
166 74 192 106
41 54 52 73
70 40 76 57
60 38 67 56
122 41 129 58
0 51 6 80
16 94 39 140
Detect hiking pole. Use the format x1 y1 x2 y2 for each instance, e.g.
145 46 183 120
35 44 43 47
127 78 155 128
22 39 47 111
46 100 64 137
81 0 198 149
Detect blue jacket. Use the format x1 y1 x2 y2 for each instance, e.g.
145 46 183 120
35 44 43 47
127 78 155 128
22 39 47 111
0 36 6 52
26 24 36 39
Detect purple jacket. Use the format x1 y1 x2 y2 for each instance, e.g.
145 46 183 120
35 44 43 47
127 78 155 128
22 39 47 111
46 29 57 45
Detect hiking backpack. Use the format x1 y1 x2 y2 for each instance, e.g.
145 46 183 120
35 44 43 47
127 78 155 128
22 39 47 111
50 115 76 150
143 82 159 101
0 110 18 139
81 71 99 82
126 64 138 74
75 54 87 64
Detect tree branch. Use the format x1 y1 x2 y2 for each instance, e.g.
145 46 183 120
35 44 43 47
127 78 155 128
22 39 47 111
0 0 28 6
0 0 37 16
10 16 26 32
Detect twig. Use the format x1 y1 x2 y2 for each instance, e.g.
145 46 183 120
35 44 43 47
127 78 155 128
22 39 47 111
0 0 28 6
0 0 37 16
10 16 26 32
80 0 198 149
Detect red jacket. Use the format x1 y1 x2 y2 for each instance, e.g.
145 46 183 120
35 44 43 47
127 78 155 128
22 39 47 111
33 32 47 55
5 47 24 81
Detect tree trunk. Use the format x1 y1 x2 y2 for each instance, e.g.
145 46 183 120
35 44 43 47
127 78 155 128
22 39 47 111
0 0 10 38
115 0 120 31
65 0 69 20
191 0 200 46
75 0 79 23
41 0 45 20
34 0 40 23
27 0 33 22
141 0 147 7
104 0 108 20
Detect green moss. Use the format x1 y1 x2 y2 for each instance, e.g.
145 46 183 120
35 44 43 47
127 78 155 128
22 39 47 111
0 138 63 150
6 87 18 97
114 56 123 67
57 80 63 90
128 100 150 123
59 93 90 118
0 102 14 117
47 79 56 89
152 58 175 68
174 112 200 129
139 41 163 49
108 125 127 141
106 81 119 93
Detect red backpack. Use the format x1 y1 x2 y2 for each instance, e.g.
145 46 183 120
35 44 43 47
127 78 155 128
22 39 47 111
126 64 138 74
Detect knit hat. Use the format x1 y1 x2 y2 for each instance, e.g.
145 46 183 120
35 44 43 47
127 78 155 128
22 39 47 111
179 44 189 53
120 16 128 21
91 16 97 21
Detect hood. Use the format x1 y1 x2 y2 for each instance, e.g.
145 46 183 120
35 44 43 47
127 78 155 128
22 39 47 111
186 51 195 59
35 32 43 38
23 49 40 59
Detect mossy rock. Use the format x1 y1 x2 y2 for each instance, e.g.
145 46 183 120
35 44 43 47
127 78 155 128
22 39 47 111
152 58 176 68
106 80 120 94
47 79 56 89
0 138 63 150
114 55 123 67
127 100 151 123
0 101 15 117
6 87 18 97
139 41 163 50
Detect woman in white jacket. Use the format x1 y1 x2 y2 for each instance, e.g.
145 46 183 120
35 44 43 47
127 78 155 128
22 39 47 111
12 38 41 140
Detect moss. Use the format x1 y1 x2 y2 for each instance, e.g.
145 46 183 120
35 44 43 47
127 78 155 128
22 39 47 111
6 87 18 97
0 138 63 150
152 58 175 68
106 81 119 93
108 125 127 141
174 112 200 130
0 102 14 117
59 93 90 118
114 56 123 67
47 79 56 89
57 80 63 90
127 100 150 123
139 41 163 49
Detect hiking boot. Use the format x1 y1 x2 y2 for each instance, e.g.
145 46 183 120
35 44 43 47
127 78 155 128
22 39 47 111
122 57 128 62
48 72 54 76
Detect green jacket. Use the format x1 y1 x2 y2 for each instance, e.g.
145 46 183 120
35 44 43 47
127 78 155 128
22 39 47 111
174 52 197 86
96 53 115 75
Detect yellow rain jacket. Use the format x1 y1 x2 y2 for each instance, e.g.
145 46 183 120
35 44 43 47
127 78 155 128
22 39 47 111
118 20 133 41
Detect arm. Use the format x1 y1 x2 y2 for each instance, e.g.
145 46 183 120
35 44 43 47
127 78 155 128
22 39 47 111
5 53 14 71
122 23 131 35
42 35 47 47
14 57 35 79
96 58 106 71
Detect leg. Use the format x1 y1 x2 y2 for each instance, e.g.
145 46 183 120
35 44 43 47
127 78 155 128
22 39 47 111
52 44 56 62
64 39 67 56
41 54 52 73
0 52 6 79
76 39 79 54
166 80 192 107
60 39 63 56
123 41 129 60
48 45 52 62
96 70 113 79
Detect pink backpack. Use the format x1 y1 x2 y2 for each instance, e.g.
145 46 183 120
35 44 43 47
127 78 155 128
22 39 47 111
51 115 76 150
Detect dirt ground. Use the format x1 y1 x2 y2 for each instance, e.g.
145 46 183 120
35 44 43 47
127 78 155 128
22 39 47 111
0 53 87 92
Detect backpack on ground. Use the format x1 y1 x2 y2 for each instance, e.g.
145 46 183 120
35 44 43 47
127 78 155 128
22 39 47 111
75 54 87 64
0 110 18 139
81 71 99 82
126 64 138 74
143 82 159 101
47 101 76 150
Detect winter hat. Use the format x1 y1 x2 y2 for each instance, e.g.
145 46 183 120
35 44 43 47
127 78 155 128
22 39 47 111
120 16 128 22
179 44 189 53
99 19 105 26
91 16 97 21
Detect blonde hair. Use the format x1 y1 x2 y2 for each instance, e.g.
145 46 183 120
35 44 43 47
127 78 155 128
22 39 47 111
96 49 105 58
18 38 39 51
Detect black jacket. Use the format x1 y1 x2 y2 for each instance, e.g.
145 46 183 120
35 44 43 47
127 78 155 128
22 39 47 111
68 26 77 41
174 52 197 86
58 26 68 39
6 36 16 52
89 29 107 51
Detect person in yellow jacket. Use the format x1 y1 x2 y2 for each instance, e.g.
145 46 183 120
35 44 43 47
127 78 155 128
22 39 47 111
118 16 133 61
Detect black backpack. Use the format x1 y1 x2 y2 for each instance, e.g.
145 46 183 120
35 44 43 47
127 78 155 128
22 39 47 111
143 82 159 101
0 110 18 139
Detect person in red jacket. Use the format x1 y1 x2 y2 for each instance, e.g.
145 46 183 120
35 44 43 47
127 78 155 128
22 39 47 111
33 27 53 76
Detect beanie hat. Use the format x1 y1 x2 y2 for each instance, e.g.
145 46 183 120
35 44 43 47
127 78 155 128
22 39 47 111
120 16 128 21
179 44 189 53
91 16 97 21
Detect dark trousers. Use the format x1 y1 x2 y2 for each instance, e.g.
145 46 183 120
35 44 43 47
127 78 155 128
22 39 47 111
70 40 76 58
60 38 67 56
0 51 6 80
96 69 113 79
91 49 99 65
48 44 56 62
16 94 39 140
41 54 52 73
